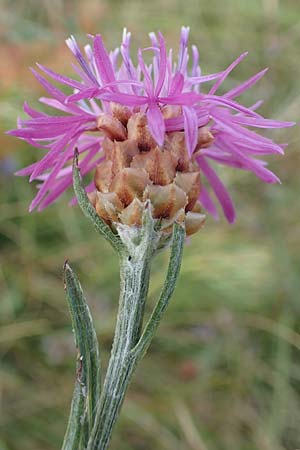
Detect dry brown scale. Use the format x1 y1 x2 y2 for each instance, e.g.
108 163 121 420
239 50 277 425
88 103 214 237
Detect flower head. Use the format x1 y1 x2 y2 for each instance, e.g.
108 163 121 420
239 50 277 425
9 28 294 226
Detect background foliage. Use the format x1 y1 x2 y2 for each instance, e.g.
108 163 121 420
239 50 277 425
1 1 300 449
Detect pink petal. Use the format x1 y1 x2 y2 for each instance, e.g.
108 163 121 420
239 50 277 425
165 110 209 132
29 144 74 211
199 185 219 220
204 94 260 117
8 127 65 139
30 68 84 115
191 45 200 77
23 101 46 118
66 35 98 85
188 72 224 85
30 124 82 180
93 34 117 87
231 115 295 129
154 32 167 97
15 161 39 176
36 63 84 90
216 136 281 183
202 149 247 169
120 29 138 82
160 92 200 105
36 145 101 211
147 102 165 146
66 87 102 103
212 112 284 154
224 68 269 99
148 32 160 87
39 97 80 114
183 106 198 155
209 52 248 95
138 48 154 95
197 156 236 223
22 115 92 126
178 26 190 72
169 72 184 96
30 68 67 103
99 91 148 106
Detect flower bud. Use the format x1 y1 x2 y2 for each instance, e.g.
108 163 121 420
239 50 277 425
92 106 204 239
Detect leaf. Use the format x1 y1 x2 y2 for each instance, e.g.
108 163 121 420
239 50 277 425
62 262 101 449
61 376 85 450
72 149 123 252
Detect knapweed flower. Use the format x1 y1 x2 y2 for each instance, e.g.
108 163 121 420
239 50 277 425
9 27 294 230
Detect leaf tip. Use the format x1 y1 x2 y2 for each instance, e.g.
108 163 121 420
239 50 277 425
73 147 80 169
63 259 71 289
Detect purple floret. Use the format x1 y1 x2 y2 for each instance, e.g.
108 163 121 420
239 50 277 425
8 27 295 221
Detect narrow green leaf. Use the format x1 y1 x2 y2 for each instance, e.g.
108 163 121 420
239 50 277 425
131 222 185 361
61 373 85 450
72 150 123 252
62 262 101 448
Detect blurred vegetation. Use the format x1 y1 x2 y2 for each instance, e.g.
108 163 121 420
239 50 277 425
1 0 300 449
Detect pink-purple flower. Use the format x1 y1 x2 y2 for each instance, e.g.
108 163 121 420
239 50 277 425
8 27 295 222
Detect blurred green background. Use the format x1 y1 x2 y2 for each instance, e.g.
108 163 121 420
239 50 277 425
1 0 300 449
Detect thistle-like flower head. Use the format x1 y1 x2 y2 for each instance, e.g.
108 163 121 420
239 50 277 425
9 27 294 230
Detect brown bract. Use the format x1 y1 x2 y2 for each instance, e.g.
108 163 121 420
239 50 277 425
92 107 213 236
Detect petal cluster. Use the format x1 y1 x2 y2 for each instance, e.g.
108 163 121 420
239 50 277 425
8 27 294 222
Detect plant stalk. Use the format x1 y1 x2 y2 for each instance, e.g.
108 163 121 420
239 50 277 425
86 222 185 450
87 252 152 449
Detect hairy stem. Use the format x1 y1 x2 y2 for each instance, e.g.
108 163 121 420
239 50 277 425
87 253 151 449
87 222 185 450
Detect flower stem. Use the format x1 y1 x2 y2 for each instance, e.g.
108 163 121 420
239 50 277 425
87 255 150 449
87 222 185 450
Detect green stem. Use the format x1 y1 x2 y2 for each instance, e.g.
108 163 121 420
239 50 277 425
87 222 185 450
131 222 185 361
87 255 149 449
